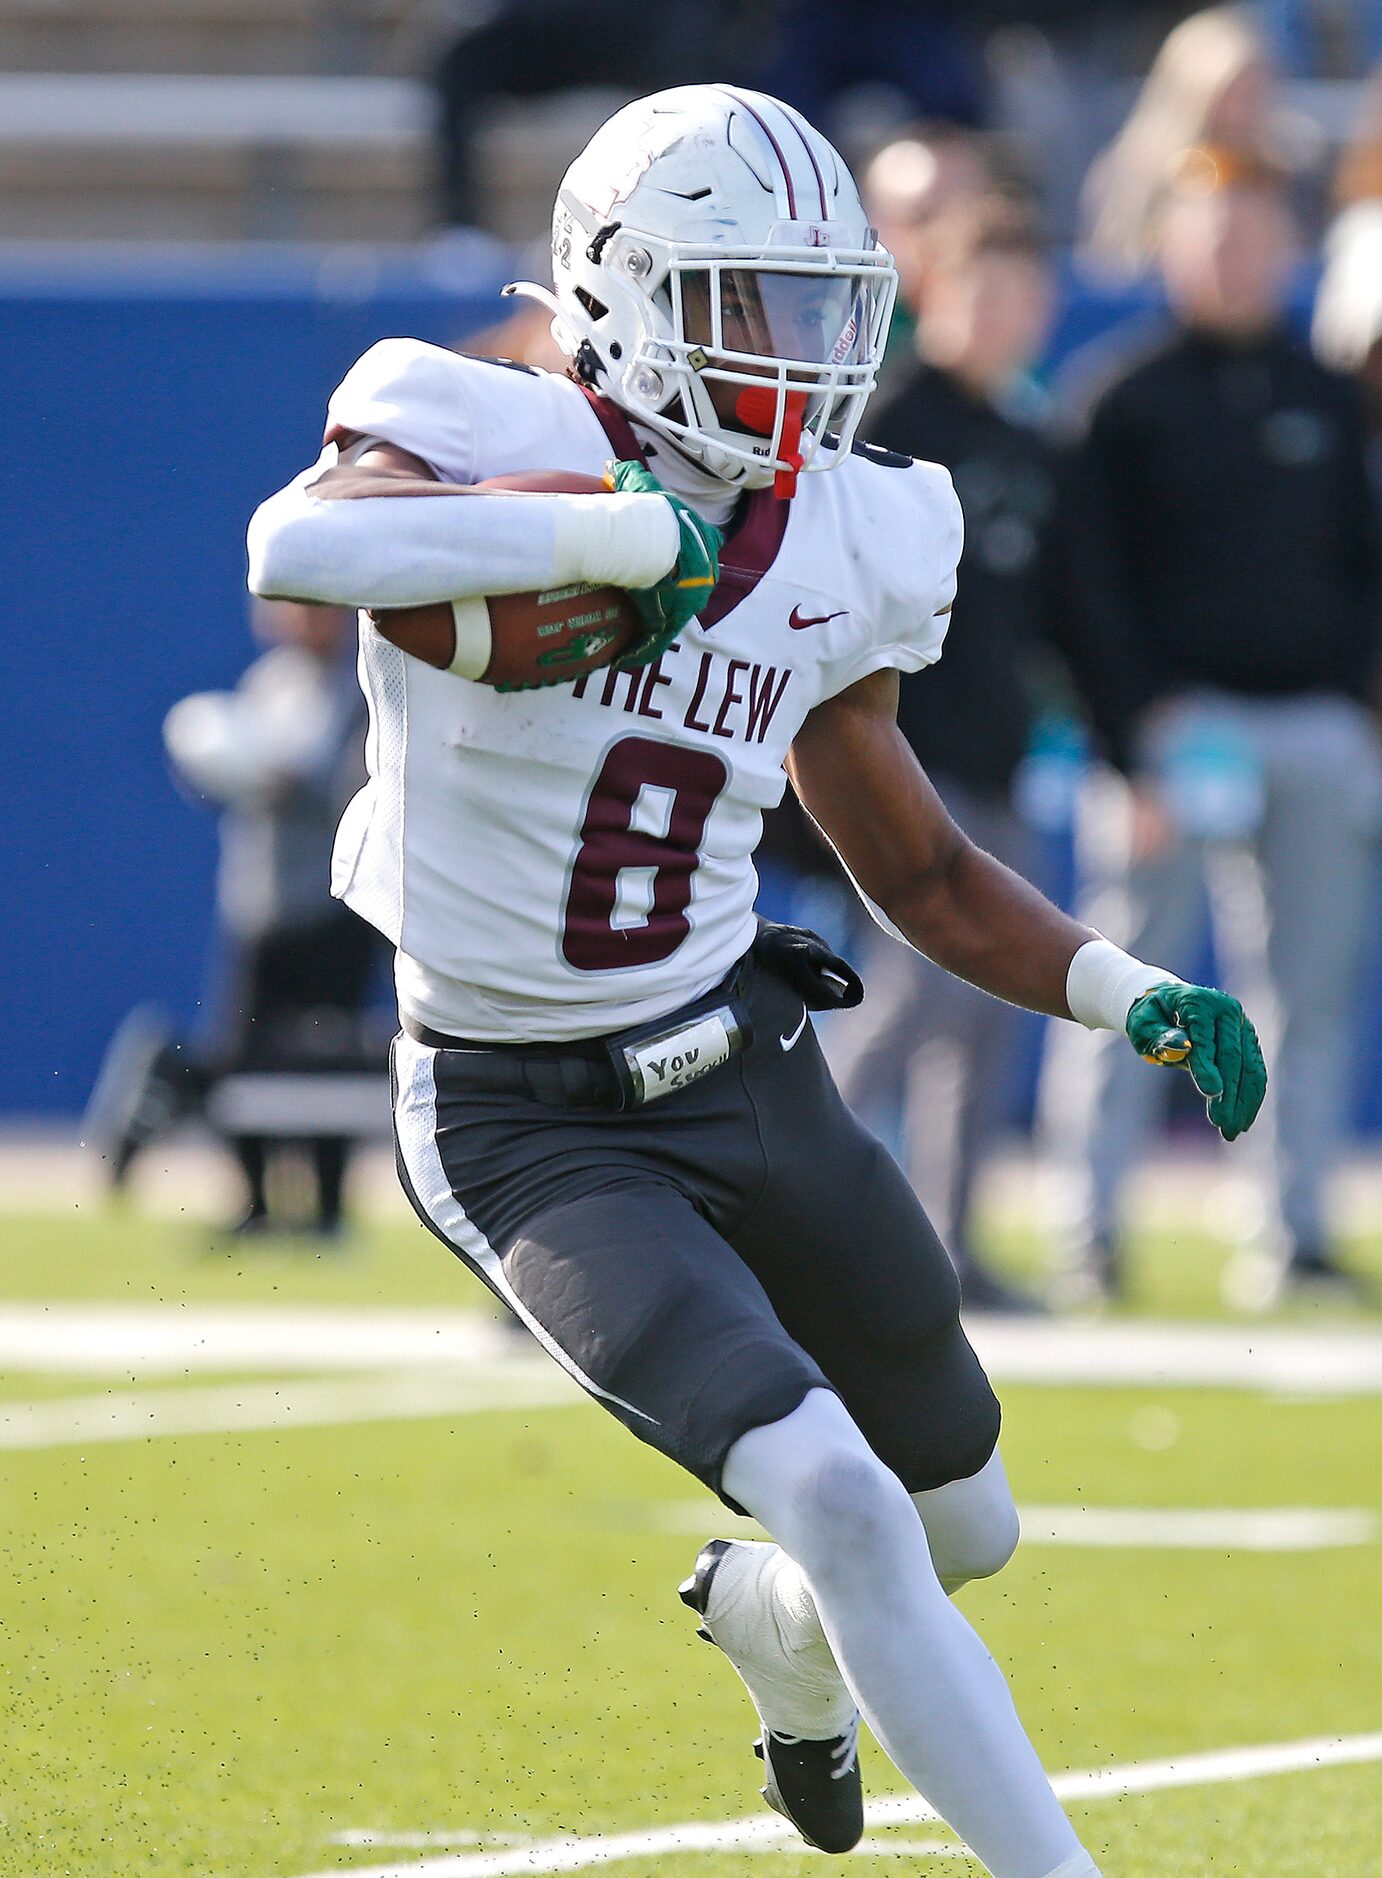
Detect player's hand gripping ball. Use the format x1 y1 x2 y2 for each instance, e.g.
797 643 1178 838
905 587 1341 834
1126 982 1267 1142
366 471 636 689
604 459 723 668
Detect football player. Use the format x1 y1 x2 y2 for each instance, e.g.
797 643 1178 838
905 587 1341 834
248 86 1265 1878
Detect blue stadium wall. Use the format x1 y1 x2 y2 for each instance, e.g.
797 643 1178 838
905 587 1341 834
3 248 1380 1126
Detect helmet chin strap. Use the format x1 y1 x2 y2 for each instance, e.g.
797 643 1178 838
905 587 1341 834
734 387 807 498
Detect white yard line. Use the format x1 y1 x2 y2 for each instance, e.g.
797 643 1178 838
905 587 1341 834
2 1304 1380 1393
0 1367 573 1450
335 1836 534 1851
332 1832 969 1860
648 1501 1379 1552
337 1832 970 1862
0 1305 511 1375
4 1382 1371 1556
297 1731 1382 1877
852 1843 969 1858
3 1308 1381 1453
1013 1505 1378 1550
965 1318 1382 1397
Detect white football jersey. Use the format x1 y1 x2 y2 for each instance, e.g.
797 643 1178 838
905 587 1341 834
324 339 961 1041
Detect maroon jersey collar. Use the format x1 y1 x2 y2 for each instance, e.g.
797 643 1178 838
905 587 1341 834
579 385 789 631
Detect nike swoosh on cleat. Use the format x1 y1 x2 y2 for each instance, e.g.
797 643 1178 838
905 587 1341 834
779 1009 808 1051
788 605 847 630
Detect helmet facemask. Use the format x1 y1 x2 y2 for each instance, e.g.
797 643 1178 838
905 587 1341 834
618 233 896 495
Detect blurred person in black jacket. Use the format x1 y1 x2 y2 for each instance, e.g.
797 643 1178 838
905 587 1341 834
865 126 998 314
1045 146 1382 1305
827 195 1059 1314
1077 6 1283 280
755 0 988 140
432 0 746 227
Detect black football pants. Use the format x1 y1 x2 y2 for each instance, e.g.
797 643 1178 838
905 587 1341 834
392 951 1000 1505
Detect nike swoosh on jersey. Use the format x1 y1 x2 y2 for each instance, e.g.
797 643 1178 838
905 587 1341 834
788 605 847 630
779 1008 809 1051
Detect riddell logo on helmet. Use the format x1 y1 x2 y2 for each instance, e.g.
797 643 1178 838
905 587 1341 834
829 311 860 366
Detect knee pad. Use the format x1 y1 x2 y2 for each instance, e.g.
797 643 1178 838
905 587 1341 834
913 1449 1020 1588
933 1500 1020 1588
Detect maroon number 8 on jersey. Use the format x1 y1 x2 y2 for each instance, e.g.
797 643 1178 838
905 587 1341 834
562 736 729 971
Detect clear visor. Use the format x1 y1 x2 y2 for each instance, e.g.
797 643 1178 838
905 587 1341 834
622 245 896 489
677 267 873 370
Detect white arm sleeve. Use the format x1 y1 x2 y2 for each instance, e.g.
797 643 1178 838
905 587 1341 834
246 450 680 609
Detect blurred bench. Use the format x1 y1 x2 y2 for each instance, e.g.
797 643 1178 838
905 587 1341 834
0 69 628 242
0 0 426 77
0 71 433 239
205 1072 392 1140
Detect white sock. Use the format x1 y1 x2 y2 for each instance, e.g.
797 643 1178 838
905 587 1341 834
723 1390 1097 1878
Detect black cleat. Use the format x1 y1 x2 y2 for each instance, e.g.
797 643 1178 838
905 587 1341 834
752 1719 864 1854
679 1539 864 1854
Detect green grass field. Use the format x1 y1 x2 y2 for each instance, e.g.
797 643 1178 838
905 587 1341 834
2 1206 1380 1877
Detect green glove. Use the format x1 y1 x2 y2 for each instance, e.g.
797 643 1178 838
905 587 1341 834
606 459 723 668
1126 981 1268 1142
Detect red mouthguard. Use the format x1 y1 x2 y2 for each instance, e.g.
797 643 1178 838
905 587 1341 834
734 388 807 499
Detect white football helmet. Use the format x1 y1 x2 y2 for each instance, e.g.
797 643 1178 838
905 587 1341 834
507 85 898 496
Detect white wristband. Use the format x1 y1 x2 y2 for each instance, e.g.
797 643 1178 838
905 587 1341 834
1066 937 1180 1032
550 491 680 590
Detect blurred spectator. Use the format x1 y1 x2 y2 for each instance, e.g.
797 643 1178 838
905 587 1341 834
1079 5 1282 277
432 0 745 227
1264 1 1382 78
92 602 385 1239
1314 199 1382 474
826 196 1060 1315
168 600 382 1237
863 124 1018 343
1046 146 1382 1305
757 128 1011 934
1333 61 1382 206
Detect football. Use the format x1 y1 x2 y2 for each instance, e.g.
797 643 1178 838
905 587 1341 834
366 470 643 688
